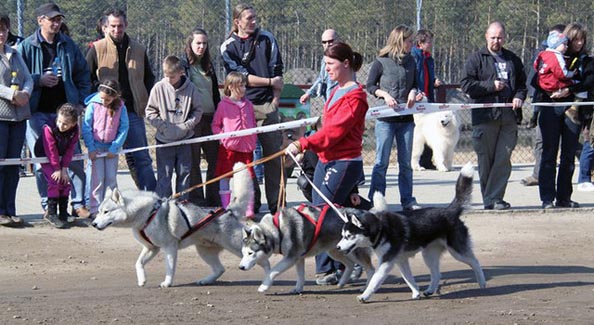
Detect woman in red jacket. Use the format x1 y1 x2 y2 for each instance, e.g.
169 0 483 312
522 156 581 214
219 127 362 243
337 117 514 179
285 42 368 284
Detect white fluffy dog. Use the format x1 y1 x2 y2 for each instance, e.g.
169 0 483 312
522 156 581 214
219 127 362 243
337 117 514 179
412 110 461 172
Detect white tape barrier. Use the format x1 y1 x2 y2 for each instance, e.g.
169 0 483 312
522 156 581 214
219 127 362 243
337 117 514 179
1 100 591 166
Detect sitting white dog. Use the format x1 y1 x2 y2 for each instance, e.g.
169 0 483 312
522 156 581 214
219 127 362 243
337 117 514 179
412 110 460 172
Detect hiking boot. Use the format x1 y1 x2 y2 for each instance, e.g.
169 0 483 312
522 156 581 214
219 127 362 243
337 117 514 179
45 198 66 229
315 272 338 286
44 213 66 229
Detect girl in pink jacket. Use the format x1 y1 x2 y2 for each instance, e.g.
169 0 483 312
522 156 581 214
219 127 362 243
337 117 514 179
82 80 129 217
211 72 256 215
34 103 80 228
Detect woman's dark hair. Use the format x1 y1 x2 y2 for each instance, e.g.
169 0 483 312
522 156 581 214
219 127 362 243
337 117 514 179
57 103 79 124
184 28 213 76
324 42 363 72
98 79 122 114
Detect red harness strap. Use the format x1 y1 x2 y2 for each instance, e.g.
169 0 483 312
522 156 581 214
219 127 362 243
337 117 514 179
272 203 331 254
139 209 160 247
181 207 226 240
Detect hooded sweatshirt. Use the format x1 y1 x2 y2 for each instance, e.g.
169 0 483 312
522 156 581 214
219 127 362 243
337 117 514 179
145 76 202 143
299 84 369 163
82 92 129 154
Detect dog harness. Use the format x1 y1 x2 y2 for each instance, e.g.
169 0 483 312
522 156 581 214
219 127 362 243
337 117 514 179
180 206 226 240
139 199 226 247
139 200 163 247
272 203 332 254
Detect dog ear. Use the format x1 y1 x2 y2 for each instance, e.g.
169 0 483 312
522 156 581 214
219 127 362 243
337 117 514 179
242 227 252 239
351 214 364 229
111 188 123 205
252 226 265 244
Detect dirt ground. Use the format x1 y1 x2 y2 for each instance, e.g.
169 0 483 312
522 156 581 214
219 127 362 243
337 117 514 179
1 210 594 325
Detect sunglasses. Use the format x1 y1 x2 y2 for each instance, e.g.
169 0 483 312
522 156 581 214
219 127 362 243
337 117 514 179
321 39 334 45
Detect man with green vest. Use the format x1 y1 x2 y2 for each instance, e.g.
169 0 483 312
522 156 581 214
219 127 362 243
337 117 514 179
86 8 156 191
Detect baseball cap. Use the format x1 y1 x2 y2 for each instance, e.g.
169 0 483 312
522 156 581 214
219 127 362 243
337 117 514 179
35 3 65 19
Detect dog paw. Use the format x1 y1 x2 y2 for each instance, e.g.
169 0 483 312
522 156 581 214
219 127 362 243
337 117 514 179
356 295 369 303
138 281 146 287
413 166 426 171
411 292 421 300
289 287 303 294
159 281 172 288
258 284 270 293
436 165 450 172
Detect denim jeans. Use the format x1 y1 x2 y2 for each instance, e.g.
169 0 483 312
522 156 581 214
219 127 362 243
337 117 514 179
26 112 86 211
0 121 26 216
368 120 417 208
125 111 156 191
578 141 594 183
155 143 191 200
312 159 363 274
538 105 580 203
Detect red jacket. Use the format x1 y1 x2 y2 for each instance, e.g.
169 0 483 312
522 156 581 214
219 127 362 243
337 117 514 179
299 84 368 163
534 49 575 92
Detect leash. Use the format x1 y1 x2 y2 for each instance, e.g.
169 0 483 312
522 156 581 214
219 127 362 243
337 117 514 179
170 149 286 200
286 151 348 223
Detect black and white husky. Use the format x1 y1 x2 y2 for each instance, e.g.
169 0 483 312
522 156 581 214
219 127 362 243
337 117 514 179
337 163 486 303
240 204 375 294
91 163 270 288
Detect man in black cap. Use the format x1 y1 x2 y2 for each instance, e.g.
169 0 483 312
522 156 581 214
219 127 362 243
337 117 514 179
18 2 91 228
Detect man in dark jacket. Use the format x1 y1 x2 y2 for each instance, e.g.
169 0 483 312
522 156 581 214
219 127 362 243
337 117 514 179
460 21 527 210
220 3 284 214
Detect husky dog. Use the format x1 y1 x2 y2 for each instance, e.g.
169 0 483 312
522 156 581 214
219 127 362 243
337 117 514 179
240 205 375 294
337 163 486 303
92 163 269 288
412 110 461 172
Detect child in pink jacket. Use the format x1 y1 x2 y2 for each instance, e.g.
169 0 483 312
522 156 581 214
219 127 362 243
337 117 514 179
211 72 257 216
34 103 80 229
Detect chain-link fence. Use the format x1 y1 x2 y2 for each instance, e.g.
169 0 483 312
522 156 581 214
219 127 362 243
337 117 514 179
3 0 594 165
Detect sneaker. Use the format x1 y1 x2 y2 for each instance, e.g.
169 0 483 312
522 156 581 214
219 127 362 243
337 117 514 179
350 264 363 282
520 176 538 186
73 207 91 219
403 203 422 211
315 272 338 286
556 200 580 208
44 214 66 229
577 182 594 192
542 201 555 209
493 200 511 210
9 216 23 224
0 215 12 226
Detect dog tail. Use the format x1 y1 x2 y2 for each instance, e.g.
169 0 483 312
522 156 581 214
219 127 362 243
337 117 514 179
227 162 254 219
370 191 388 213
450 162 474 210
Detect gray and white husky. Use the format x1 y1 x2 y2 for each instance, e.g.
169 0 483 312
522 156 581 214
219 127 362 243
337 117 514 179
337 163 486 303
239 204 375 294
92 163 270 288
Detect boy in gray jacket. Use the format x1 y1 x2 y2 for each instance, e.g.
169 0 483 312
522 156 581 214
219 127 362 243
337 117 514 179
146 55 202 199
